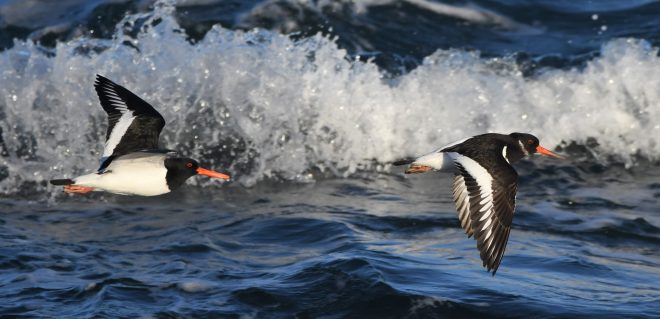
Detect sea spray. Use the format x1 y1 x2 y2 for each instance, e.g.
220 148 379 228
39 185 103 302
0 1 658 195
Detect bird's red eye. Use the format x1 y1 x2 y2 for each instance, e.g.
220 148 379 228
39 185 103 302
186 162 193 168
527 139 534 145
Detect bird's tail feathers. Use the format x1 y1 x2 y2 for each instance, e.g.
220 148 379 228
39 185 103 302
392 159 414 166
50 179 75 185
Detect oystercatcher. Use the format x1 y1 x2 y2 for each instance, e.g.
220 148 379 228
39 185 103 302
50 75 230 196
393 133 563 275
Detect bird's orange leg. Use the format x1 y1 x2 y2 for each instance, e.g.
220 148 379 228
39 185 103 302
64 185 95 194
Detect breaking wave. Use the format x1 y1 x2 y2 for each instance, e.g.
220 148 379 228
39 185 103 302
0 1 658 194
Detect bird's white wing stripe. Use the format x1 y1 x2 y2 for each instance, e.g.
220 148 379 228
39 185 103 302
110 103 127 110
484 228 492 240
457 190 467 203
502 145 510 163
453 154 494 197
485 234 494 251
482 218 493 230
102 111 136 158
518 140 529 156
454 155 495 217
99 81 138 160
479 207 493 219
479 203 492 213
454 153 497 249
106 95 122 101
452 174 474 237
107 98 127 106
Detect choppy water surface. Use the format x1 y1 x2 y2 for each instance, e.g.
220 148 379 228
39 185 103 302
2 163 659 318
1 0 659 318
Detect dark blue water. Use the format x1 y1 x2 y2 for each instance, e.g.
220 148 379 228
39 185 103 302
3 0 660 72
2 164 659 317
1 0 659 318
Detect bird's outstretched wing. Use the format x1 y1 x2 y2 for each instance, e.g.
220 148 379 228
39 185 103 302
452 174 474 238
94 74 165 170
452 154 517 275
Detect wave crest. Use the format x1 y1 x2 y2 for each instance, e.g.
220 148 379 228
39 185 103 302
0 2 658 194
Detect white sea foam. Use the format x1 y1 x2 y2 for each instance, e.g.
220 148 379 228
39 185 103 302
0 1 658 193
403 0 520 29
177 280 215 292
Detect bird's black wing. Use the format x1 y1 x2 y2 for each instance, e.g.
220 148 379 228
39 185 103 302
452 154 517 275
94 74 166 170
452 174 474 238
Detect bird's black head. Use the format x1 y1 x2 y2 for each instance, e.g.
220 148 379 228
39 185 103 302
164 157 200 190
164 157 231 191
509 132 563 160
509 132 540 156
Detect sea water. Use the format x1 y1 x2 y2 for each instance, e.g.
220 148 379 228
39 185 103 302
0 1 658 317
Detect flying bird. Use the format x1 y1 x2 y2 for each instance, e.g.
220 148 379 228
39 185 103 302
393 133 563 275
50 75 230 196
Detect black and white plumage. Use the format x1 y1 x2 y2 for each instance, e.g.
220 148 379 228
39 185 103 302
50 75 230 196
94 74 166 171
394 133 563 275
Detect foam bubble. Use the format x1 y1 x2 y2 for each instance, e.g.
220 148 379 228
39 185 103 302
178 280 214 293
0 1 658 195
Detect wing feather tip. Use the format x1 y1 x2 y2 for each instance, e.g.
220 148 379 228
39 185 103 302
94 74 109 87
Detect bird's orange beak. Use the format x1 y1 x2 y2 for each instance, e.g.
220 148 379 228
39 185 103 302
196 167 231 180
536 145 564 159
